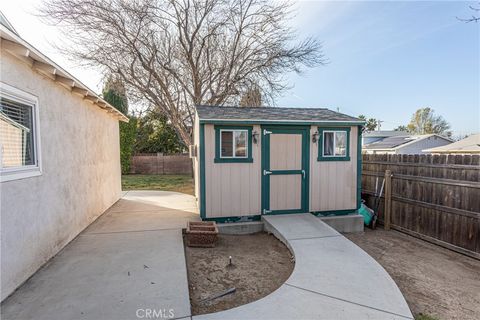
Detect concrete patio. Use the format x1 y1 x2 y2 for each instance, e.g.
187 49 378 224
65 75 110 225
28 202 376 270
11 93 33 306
1 191 199 320
2 192 412 320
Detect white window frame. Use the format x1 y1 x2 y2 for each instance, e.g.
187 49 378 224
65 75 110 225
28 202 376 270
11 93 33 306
0 82 42 182
219 129 248 158
322 130 347 157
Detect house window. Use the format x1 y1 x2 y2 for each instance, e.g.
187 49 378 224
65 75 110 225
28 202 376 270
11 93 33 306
318 127 350 161
0 83 41 182
215 126 253 163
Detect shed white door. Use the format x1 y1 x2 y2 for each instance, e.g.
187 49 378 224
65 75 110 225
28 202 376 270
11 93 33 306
262 126 309 214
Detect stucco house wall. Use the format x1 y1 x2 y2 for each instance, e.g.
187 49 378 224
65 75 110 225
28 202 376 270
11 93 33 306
0 53 122 301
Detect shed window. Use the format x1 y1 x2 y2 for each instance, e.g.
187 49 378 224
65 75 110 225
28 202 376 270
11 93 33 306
214 126 253 163
0 83 41 181
317 127 350 161
221 130 248 158
323 131 346 157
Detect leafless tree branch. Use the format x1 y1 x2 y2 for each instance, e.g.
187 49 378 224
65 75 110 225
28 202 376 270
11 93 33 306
40 0 325 144
457 2 480 22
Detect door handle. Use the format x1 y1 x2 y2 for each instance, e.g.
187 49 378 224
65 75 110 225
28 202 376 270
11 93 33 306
302 170 305 179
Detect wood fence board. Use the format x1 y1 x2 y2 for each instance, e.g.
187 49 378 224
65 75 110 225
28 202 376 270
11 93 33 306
130 153 192 175
362 154 480 259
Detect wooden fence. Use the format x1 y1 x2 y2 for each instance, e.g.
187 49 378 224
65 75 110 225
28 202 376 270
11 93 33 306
361 154 480 259
130 153 192 175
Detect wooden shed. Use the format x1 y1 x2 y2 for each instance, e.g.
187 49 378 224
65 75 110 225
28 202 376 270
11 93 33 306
192 105 365 222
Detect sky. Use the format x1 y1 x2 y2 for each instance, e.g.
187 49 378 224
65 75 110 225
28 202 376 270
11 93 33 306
1 0 479 136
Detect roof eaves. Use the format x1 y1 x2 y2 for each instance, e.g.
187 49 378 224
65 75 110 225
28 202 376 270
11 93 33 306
0 24 128 122
199 118 365 125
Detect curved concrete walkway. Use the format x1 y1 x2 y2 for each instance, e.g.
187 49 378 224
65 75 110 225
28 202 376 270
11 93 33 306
194 213 413 320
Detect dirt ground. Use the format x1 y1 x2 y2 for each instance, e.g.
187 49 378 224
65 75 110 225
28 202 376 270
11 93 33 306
345 229 480 320
184 232 294 315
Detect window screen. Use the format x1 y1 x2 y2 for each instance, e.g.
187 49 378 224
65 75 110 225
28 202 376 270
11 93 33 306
221 131 233 157
323 130 347 157
220 130 248 158
0 97 35 168
235 131 247 157
335 131 347 156
323 132 334 156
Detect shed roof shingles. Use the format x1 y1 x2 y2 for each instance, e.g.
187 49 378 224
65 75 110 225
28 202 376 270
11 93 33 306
195 105 362 123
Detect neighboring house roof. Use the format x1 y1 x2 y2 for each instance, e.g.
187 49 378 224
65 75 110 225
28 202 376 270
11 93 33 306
0 11 18 35
363 130 409 138
364 134 452 151
0 13 128 122
195 105 363 124
423 134 480 154
0 112 30 132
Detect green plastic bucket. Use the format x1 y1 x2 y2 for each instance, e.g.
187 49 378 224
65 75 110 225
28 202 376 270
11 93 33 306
358 203 374 226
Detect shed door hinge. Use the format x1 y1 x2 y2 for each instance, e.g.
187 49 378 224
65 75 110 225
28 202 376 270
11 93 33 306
263 170 272 175
263 129 272 135
263 209 272 215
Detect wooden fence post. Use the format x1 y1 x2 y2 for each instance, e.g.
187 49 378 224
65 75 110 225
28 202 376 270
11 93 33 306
384 170 392 231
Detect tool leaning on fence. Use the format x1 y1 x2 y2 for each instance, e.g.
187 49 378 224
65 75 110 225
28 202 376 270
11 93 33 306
361 154 479 260
359 176 384 229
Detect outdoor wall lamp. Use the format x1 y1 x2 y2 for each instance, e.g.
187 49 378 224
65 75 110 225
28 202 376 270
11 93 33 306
312 131 319 143
252 131 259 144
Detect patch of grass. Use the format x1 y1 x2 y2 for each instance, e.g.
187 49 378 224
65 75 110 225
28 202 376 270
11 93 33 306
415 314 438 320
122 174 194 195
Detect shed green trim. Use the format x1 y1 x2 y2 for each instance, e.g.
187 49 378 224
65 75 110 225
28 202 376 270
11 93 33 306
201 120 365 126
203 215 261 223
317 127 351 161
214 125 253 163
269 169 303 175
311 209 357 216
199 123 206 219
261 125 310 215
356 125 363 210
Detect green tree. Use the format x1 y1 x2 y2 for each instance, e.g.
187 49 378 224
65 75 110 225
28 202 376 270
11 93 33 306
102 77 137 174
406 107 451 137
394 125 409 132
358 115 380 131
119 116 137 173
134 110 185 154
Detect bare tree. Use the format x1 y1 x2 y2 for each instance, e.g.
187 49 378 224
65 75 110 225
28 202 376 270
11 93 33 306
458 2 480 22
239 84 262 107
40 0 325 145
